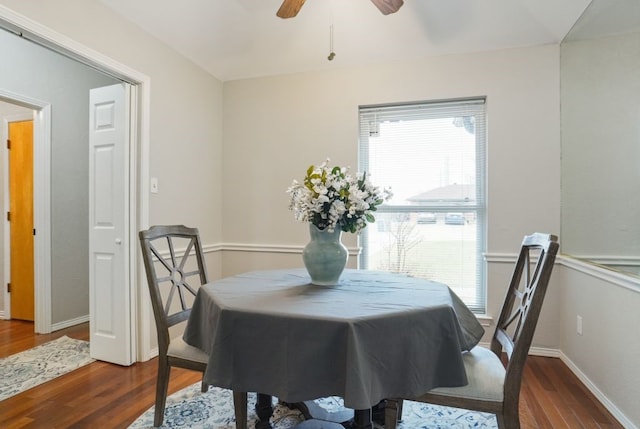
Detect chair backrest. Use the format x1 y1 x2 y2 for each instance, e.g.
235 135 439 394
490 232 559 398
139 225 209 355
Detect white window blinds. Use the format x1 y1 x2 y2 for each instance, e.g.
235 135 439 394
358 98 487 312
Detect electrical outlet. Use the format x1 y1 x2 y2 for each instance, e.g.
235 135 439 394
577 315 583 335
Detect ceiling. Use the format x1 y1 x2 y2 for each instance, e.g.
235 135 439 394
564 0 640 41
98 0 593 82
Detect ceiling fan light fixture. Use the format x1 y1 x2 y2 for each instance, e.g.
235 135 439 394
327 24 335 61
277 0 403 19
277 0 306 19
370 0 404 15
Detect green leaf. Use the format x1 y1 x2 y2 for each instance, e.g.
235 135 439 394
358 171 367 189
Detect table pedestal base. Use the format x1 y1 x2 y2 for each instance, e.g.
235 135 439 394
295 400 386 429
293 420 345 429
256 395 374 429
255 394 274 429
287 400 354 424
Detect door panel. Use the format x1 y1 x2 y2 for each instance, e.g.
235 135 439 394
8 120 34 321
89 83 132 365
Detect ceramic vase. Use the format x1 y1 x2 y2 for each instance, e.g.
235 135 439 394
303 224 348 285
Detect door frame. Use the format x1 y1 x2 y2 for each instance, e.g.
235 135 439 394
0 6 153 361
0 97 50 330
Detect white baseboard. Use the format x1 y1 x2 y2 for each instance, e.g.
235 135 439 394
558 351 636 429
0 313 88 330
472 345 633 427
51 314 89 332
147 346 159 361
528 346 561 358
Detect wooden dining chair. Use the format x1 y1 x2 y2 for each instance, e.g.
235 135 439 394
139 225 248 428
384 232 559 429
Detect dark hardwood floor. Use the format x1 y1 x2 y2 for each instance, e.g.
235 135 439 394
0 320 624 428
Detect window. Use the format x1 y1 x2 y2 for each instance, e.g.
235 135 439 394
358 98 486 312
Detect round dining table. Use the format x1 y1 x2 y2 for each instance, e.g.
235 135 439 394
183 268 485 429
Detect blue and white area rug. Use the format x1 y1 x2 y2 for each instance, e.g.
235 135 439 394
129 383 498 428
0 335 94 401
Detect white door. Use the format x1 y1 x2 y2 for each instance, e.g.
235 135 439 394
89 83 132 365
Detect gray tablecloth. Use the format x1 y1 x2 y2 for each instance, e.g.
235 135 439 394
183 268 485 410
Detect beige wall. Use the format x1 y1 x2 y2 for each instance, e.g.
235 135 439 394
558 262 640 426
557 30 640 427
221 44 562 345
561 32 640 260
0 0 225 250
222 46 561 253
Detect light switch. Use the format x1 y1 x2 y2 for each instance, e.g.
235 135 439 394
577 315 583 335
150 177 159 194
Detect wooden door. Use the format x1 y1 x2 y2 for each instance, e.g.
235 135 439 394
8 120 34 321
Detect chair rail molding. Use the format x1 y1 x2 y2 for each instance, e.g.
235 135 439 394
558 254 640 293
212 242 361 257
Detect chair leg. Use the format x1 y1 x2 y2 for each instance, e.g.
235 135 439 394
154 359 171 427
233 391 248 429
384 399 400 429
500 410 520 429
201 375 208 393
397 399 404 422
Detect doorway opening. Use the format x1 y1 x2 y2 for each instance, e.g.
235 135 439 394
0 9 152 364
1 104 34 322
0 97 49 332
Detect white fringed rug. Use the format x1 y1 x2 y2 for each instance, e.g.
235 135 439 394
129 383 498 429
0 335 94 401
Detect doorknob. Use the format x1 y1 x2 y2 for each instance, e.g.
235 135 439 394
115 238 122 245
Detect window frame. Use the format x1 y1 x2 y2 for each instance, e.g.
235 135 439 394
358 98 487 313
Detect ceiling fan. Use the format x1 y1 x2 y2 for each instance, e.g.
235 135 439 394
277 0 404 19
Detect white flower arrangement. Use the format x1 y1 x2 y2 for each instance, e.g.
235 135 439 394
286 159 392 233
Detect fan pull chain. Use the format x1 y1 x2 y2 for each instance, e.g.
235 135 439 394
328 24 336 61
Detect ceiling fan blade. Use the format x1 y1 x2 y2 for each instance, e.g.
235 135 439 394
370 0 404 15
277 0 307 19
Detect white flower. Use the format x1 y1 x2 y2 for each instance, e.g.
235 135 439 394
286 158 392 233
